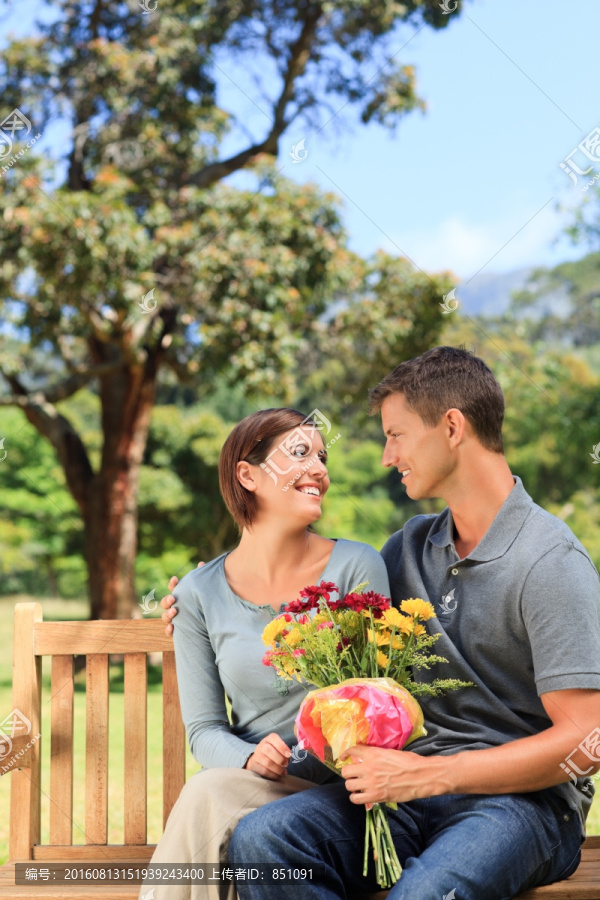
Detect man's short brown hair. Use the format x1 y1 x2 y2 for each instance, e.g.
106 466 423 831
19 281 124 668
219 408 316 531
368 346 505 453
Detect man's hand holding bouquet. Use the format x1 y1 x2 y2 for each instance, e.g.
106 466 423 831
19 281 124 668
262 580 472 889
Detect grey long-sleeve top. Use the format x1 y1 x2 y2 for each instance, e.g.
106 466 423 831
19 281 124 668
172 538 390 778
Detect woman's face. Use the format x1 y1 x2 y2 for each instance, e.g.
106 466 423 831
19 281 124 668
253 425 330 524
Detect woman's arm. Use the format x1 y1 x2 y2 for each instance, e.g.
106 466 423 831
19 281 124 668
172 570 258 769
172 569 298 777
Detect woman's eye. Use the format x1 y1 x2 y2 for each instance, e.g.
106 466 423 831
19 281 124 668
318 450 328 464
291 442 310 458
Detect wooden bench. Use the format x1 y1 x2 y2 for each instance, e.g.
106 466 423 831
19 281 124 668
1 601 600 899
0 601 186 898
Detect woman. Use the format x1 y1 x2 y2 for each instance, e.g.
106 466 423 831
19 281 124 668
139 408 390 900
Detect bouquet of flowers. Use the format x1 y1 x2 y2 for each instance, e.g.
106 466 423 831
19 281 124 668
262 580 471 889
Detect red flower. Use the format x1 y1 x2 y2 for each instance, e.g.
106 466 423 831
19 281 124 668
262 649 286 666
335 637 352 652
292 648 307 657
285 597 314 614
317 621 334 630
362 591 392 612
285 581 340 613
299 581 339 603
341 591 391 616
325 598 346 611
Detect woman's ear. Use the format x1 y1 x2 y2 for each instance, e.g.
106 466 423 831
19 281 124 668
236 460 258 492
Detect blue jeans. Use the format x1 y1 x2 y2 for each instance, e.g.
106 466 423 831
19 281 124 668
228 782 583 899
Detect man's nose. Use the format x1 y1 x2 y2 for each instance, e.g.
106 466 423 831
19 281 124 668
381 443 395 468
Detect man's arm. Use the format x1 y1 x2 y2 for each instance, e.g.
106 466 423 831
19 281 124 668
161 564 206 635
340 688 600 804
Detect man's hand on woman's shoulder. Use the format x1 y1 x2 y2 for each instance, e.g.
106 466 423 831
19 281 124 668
161 563 205 635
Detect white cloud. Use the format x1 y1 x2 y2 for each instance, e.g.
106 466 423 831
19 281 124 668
382 202 572 280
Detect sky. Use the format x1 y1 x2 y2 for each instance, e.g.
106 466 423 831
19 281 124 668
215 0 600 282
1 0 599 286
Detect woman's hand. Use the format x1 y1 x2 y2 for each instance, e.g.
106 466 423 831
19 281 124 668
243 733 292 780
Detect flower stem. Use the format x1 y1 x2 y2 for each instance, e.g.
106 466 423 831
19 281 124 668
363 809 371 877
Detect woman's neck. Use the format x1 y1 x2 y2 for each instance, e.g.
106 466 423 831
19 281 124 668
230 526 316 584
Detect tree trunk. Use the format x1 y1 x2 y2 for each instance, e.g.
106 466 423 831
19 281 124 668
84 352 158 620
85 466 141 620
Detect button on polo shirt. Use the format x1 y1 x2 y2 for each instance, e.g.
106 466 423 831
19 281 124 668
381 474 600 837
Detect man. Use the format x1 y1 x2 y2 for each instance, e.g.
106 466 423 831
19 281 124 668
163 346 600 899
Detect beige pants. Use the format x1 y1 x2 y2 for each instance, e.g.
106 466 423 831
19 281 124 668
138 768 318 900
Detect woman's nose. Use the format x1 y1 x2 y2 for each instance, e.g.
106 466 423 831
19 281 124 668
310 454 328 476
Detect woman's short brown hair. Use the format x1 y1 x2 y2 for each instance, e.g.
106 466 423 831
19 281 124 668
368 346 505 453
219 407 317 531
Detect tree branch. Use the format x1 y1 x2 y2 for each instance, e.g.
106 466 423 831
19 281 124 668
0 360 123 406
187 4 323 190
0 372 94 513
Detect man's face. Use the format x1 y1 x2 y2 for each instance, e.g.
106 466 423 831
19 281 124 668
380 393 455 501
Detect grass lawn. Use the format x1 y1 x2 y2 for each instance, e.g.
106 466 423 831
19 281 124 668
1 594 599 867
0 595 198 866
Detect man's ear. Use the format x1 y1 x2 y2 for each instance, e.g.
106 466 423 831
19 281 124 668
236 460 258 492
445 408 466 446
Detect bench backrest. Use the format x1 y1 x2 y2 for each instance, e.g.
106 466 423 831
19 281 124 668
8 601 185 863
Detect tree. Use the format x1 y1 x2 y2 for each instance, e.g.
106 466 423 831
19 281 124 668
439 314 600 510
0 0 462 617
0 406 85 598
510 252 600 347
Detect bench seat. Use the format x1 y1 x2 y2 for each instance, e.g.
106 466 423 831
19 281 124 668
2 602 599 899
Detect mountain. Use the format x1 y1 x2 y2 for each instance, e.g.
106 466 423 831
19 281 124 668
456 267 570 318
456 268 535 316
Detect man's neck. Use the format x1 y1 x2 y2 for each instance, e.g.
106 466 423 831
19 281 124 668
447 461 516 558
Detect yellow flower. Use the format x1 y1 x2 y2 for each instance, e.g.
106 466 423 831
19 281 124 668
367 628 390 647
262 617 289 647
386 635 406 649
284 628 303 647
413 623 426 637
400 598 436 620
381 609 414 636
376 650 389 668
382 608 412 631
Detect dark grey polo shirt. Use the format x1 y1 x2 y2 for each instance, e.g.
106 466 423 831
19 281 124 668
381 475 600 837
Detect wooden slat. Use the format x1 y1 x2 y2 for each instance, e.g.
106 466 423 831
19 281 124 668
162 651 186 827
85 655 109 845
0 861 147 898
124 653 147 845
34 619 174 656
0 733 35 773
50 656 74 845
31 845 155 860
9 602 43 861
